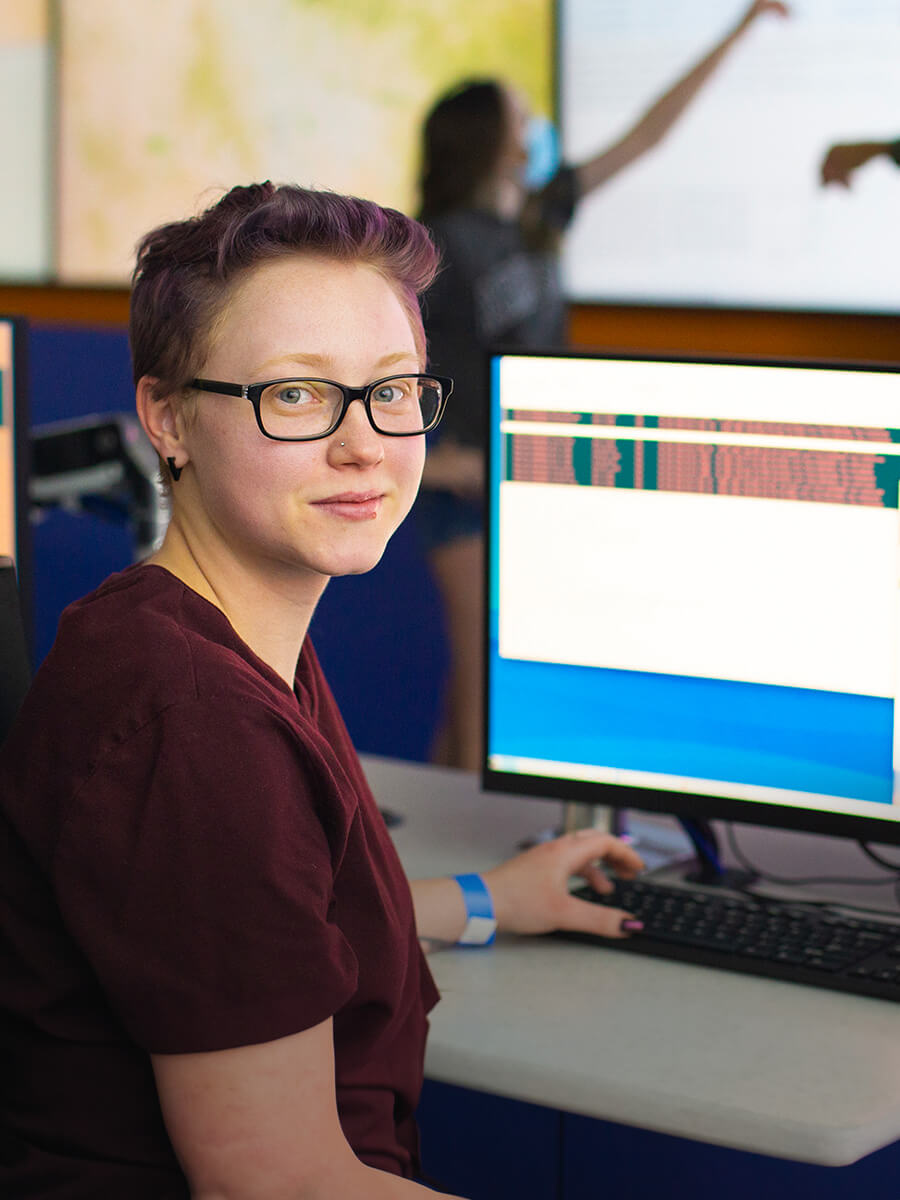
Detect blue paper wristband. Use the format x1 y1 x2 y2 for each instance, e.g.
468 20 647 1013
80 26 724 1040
454 873 497 946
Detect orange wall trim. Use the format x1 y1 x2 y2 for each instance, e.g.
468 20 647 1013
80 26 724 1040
0 285 896 366
0 285 130 327
569 304 900 366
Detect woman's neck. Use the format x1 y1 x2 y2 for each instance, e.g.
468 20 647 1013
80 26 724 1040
148 520 327 690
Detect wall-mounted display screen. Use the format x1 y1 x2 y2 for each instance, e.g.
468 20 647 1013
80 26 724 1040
559 1 900 313
57 0 551 283
0 3 51 281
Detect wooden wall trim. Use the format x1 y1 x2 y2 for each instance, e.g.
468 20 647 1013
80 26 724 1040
569 304 900 365
0 285 130 327
0 285 896 366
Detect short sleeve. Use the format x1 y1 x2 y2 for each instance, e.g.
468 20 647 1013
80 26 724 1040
53 696 359 1054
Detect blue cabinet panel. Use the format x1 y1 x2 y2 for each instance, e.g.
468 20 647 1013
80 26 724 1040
563 1112 900 1200
417 1079 561 1200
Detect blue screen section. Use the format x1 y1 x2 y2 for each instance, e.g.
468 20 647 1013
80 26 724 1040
489 649 895 806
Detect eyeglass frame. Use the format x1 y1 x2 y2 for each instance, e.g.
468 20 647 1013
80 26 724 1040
188 373 453 442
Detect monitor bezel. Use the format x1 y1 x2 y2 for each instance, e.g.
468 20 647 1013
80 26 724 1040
482 346 900 849
4 315 32 655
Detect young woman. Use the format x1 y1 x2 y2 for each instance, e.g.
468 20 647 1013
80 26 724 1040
416 0 790 769
0 183 644 1198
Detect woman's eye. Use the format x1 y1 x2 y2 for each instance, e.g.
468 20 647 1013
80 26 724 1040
275 384 313 406
373 382 408 404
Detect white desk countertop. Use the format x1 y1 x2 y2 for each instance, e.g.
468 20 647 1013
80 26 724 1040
362 755 900 1167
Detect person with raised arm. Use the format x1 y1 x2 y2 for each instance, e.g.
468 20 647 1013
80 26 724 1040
416 0 790 770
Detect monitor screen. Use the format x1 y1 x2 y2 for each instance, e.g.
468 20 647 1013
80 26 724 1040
485 349 900 846
0 317 32 630
557 1 900 313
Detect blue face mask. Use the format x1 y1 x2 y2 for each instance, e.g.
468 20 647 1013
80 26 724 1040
523 115 560 190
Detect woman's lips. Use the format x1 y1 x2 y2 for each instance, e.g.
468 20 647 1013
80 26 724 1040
311 491 383 520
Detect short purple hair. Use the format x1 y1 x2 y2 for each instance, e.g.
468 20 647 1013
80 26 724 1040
130 182 440 394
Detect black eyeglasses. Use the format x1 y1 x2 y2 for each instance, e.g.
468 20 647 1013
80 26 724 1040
189 374 452 442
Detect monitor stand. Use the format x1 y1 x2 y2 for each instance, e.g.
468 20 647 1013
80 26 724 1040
520 804 696 874
517 800 617 846
519 806 758 886
678 816 758 889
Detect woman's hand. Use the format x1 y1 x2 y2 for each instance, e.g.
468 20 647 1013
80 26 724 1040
736 0 790 34
482 829 645 940
820 142 891 188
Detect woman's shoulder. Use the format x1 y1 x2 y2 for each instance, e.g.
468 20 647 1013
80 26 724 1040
57 564 237 684
0 564 320 837
29 563 296 753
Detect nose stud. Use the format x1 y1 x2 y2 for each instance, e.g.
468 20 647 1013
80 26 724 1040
340 441 345 447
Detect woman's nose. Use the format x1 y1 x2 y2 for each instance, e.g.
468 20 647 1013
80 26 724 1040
330 398 384 463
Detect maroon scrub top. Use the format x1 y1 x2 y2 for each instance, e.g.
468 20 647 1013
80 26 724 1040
0 564 439 1196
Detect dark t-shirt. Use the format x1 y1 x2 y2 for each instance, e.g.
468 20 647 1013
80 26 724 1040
0 564 439 1196
423 166 579 450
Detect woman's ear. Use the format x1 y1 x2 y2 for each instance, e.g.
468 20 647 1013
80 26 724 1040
136 376 189 475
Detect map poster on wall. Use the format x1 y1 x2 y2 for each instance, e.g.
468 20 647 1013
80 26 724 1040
57 0 550 284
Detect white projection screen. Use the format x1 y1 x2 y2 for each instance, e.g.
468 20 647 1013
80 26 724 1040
558 1 900 314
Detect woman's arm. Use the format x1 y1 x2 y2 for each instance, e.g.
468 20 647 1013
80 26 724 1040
575 0 790 198
152 1019 465 1199
410 828 645 946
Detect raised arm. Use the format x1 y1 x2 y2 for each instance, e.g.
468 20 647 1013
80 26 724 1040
820 140 900 188
411 828 645 947
152 1021 466 1199
575 0 790 198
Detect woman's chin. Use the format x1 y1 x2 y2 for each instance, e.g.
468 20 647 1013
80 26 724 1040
309 541 390 580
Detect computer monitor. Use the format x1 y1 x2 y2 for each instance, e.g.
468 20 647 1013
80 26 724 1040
484 349 900 850
0 316 32 641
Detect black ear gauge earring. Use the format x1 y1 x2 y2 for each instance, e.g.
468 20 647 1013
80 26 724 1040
166 456 183 483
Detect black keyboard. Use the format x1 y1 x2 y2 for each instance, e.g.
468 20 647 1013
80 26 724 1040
566 877 900 1003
